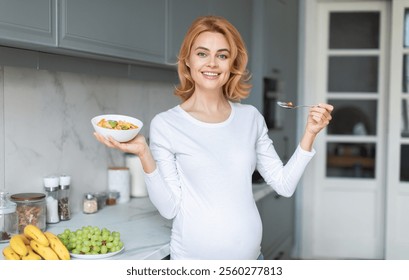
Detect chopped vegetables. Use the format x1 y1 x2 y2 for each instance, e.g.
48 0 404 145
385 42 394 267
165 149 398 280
97 118 138 130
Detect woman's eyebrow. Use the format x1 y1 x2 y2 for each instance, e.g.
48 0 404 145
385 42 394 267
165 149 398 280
194 46 230 53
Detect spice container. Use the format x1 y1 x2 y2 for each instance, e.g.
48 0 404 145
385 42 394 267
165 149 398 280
106 191 120 205
83 193 98 214
44 176 60 224
93 192 107 210
58 175 71 221
10 193 46 233
0 191 18 243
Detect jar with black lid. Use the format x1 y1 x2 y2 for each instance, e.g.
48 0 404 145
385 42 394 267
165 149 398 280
0 191 18 242
10 192 46 233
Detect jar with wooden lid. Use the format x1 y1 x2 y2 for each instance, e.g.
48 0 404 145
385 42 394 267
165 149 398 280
10 192 46 233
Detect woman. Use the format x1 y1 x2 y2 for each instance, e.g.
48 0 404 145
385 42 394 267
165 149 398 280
94 15 333 259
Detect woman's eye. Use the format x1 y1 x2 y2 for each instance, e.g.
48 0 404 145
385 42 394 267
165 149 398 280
197 52 207 57
218 54 228 60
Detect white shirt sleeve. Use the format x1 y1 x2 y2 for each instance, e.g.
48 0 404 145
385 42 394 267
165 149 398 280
255 116 315 197
144 115 181 219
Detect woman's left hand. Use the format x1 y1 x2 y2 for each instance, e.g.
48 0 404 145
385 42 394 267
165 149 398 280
305 103 334 136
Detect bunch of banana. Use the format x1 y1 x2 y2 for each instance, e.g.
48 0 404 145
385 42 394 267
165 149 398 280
2 224 70 260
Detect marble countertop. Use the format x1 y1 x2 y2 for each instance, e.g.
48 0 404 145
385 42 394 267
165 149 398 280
1 183 271 260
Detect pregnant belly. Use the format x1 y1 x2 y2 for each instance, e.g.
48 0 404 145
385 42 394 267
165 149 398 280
171 203 262 260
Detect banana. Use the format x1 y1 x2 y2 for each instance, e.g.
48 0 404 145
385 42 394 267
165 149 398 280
22 245 42 260
9 234 28 257
30 240 59 260
2 246 21 260
24 224 49 247
19 234 30 245
44 231 71 260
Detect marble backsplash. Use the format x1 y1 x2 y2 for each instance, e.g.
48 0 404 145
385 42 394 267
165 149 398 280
0 66 179 213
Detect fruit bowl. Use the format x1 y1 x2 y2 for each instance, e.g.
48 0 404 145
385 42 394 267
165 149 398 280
91 114 143 142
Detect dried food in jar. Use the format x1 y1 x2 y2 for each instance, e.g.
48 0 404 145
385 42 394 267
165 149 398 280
10 193 46 233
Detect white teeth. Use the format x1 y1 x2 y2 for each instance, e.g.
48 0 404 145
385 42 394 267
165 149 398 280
203 72 219 76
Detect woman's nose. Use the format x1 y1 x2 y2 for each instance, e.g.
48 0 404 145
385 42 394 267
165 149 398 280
207 56 217 67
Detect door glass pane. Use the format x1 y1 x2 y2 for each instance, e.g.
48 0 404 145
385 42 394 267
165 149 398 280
404 9 409 47
401 145 409 181
327 142 376 178
328 56 378 92
327 99 377 136
403 55 409 93
403 99 409 137
329 12 380 49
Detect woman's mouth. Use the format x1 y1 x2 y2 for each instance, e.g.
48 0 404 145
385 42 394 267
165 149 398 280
202 72 220 78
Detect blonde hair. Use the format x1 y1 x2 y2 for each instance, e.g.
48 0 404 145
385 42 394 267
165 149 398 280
175 15 252 102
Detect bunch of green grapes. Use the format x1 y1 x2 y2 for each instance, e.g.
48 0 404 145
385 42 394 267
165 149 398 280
57 225 123 255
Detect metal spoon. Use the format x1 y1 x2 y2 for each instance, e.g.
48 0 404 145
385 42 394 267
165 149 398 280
277 101 315 109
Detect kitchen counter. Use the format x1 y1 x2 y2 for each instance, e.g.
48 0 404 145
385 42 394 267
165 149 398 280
1 183 272 260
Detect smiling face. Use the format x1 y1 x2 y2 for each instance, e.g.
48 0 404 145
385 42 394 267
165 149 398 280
186 31 231 95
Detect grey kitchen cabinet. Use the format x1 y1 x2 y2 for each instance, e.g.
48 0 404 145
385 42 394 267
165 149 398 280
58 0 167 65
0 0 252 67
166 0 252 65
257 190 295 259
166 0 208 64
208 0 252 54
0 0 57 49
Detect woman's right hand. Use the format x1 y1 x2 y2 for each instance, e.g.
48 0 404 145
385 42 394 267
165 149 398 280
93 132 156 173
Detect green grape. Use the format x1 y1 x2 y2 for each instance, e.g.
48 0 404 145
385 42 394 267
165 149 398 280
72 248 80 254
101 246 108 254
81 246 90 253
61 226 123 255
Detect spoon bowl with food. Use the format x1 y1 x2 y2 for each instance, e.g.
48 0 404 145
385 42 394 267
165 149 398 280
91 114 143 142
277 101 316 109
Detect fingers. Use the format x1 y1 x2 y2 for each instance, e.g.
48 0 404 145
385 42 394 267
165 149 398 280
93 132 118 148
309 103 333 128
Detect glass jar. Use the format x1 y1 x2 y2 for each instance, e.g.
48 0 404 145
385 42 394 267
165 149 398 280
83 193 98 214
0 191 18 243
106 191 120 206
10 193 46 233
58 175 71 221
44 176 60 224
93 192 107 210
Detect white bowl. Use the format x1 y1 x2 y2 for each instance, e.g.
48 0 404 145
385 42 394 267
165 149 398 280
91 114 143 142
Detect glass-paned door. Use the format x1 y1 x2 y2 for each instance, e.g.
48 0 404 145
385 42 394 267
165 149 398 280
309 1 387 259
385 0 409 259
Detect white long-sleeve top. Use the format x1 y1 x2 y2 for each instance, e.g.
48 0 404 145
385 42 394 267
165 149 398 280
144 101 315 260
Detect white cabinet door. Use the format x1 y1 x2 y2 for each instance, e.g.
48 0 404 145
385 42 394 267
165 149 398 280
58 0 167 64
385 0 409 259
0 0 57 47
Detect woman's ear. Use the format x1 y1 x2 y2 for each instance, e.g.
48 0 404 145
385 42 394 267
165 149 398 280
185 60 190 68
